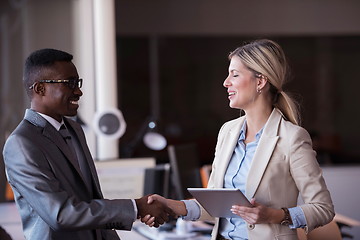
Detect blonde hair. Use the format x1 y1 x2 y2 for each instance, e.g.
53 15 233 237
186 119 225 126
229 39 300 125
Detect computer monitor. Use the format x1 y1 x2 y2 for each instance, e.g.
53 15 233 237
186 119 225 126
168 143 203 200
143 163 170 198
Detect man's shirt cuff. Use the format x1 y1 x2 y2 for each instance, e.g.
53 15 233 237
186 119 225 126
131 199 138 221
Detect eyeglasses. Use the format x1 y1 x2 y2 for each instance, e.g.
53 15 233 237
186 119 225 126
29 79 83 89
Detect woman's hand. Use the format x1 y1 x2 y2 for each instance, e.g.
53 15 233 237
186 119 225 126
230 198 284 224
140 214 156 227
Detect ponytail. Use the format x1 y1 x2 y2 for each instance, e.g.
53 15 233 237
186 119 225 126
274 91 300 125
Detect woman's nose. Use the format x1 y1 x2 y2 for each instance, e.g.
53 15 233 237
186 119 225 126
223 77 230 88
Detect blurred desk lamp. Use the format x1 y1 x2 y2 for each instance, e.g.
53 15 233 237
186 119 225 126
143 120 167 151
123 36 167 157
123 117 167 158
143 36 167 151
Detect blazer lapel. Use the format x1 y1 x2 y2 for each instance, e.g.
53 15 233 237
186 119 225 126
215 117 245 188
245 109 282 199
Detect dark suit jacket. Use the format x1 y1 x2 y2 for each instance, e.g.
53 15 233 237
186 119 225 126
3 109 135 240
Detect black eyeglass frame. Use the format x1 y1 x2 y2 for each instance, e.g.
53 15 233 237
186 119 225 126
29 79 83 89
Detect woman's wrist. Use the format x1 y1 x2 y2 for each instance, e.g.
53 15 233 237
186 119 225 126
270 208 285 224
169 199 187 216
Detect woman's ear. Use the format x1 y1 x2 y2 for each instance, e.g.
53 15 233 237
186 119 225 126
257 74 268 89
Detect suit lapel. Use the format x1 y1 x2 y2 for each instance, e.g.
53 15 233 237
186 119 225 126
65 119 102 196
24 110 84 180
245 109 282 199
43 127 83 173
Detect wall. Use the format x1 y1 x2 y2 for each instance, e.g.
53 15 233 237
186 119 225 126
115 0 360 35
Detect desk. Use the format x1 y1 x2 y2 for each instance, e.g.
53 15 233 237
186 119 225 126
117 227 149 240
0 202 211 240
121 221 211 240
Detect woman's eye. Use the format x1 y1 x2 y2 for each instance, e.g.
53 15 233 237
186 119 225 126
233 74 238 77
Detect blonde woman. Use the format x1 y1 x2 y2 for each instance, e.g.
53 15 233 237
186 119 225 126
144 39 334 240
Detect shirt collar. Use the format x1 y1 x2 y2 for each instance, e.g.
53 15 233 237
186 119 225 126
239 121 247 142
37 112 64 131
238 120 264 142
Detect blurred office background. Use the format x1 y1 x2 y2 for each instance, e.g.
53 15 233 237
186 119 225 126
1 0 360 238
1 0 360 165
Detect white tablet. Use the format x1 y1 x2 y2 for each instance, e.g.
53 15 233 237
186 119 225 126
187 188 252 218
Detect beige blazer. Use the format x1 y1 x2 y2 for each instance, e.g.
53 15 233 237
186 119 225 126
198 108 334 240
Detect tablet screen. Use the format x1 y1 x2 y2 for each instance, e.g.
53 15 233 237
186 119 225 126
187 188 252 218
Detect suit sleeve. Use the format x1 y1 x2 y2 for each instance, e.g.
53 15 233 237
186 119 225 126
3 133 135 231
289 127 335 232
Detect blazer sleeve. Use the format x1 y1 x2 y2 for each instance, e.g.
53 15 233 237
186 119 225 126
3 133 135 231
289 127 335 232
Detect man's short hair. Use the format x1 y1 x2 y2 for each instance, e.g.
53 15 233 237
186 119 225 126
24 48 73 98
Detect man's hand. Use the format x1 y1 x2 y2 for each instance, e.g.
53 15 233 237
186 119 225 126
140 194 188 227
147 194 187 216
135 195 176 228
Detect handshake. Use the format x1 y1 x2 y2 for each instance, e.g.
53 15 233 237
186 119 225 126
135 194 187 228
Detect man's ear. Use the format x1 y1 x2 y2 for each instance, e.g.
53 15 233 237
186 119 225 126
33 82 45 96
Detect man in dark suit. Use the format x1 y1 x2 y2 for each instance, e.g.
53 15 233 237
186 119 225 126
2 48 173 240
